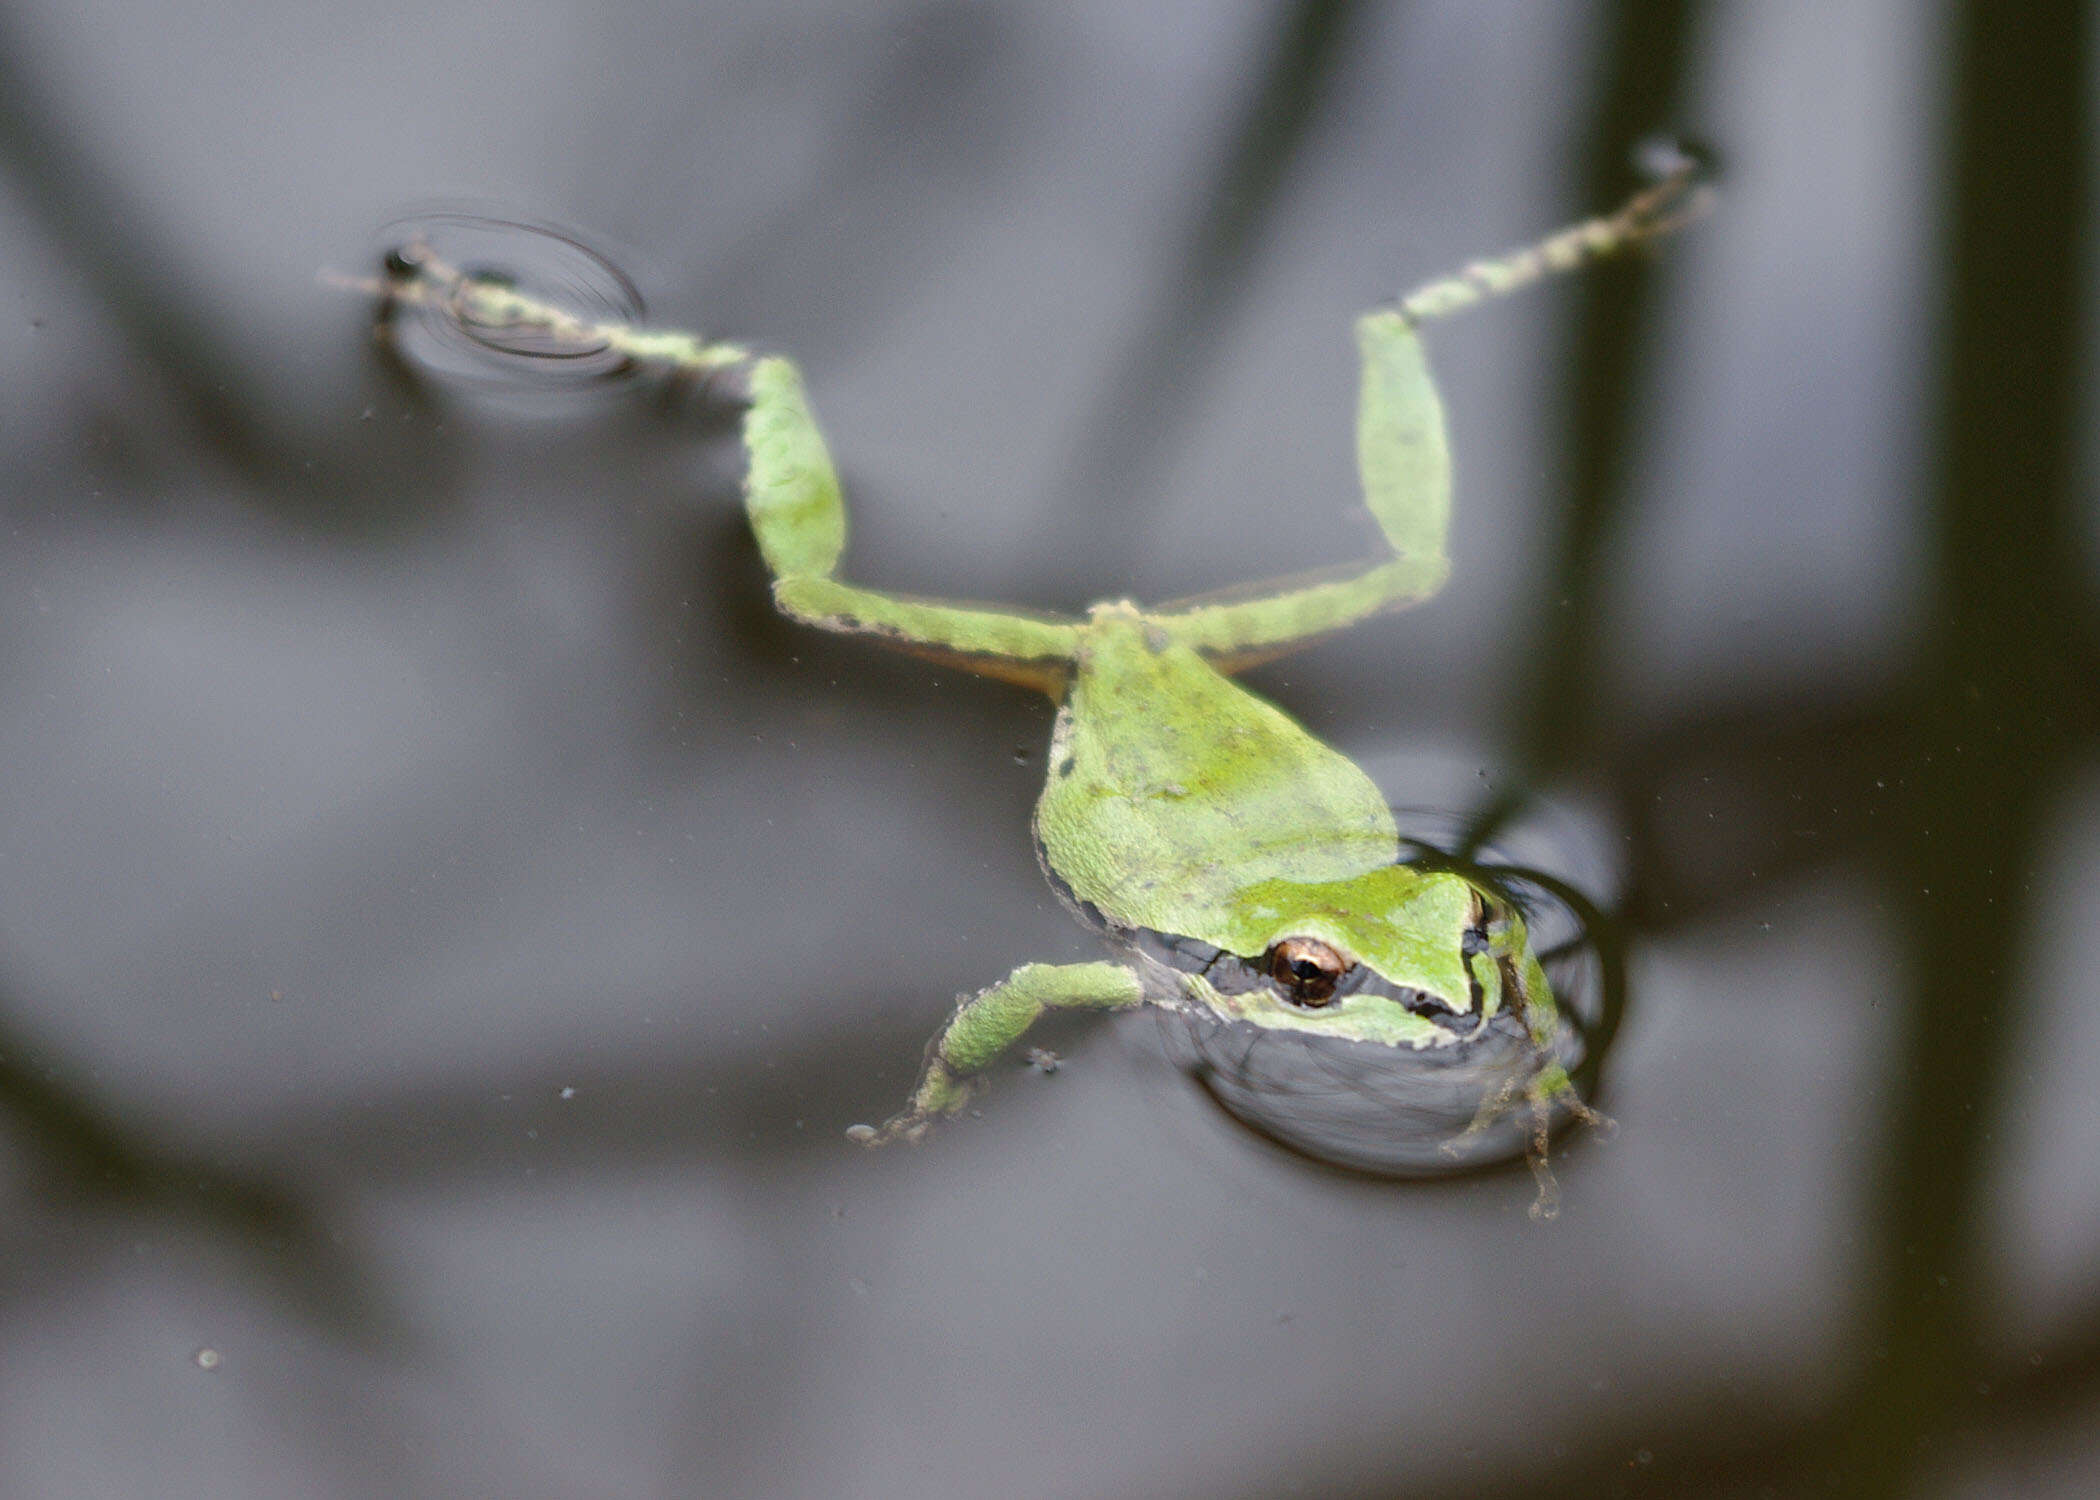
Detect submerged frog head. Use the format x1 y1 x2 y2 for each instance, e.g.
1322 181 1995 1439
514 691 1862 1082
1151 861 1600 1197
1150 865 1550 1050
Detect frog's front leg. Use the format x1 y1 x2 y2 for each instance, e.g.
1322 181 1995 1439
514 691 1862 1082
847 961 1144 1146
1450 910 1610 1219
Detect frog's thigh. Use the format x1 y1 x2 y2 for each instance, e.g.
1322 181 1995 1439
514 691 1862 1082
743 355 1080 676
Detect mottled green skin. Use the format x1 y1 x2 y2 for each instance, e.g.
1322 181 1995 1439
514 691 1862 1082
1036 605 1485 1050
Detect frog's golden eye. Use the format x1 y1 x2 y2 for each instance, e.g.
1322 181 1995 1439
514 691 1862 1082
1267 937 1348 1006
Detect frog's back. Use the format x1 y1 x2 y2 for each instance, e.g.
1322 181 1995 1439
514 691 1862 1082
1033 604 1400 940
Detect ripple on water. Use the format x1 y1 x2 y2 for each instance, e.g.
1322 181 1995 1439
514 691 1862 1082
371 213 647 387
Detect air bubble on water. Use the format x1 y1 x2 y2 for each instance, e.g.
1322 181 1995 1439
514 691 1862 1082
1633 133 1706 183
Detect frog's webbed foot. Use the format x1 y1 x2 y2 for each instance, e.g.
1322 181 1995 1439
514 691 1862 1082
845 1113 940 1148
1517 1081 1616 1222
1440 1062 1612 1221
845 1112 929 1148
845 1059 978 1148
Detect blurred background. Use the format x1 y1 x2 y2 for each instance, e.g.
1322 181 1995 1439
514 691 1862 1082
1 1 2095 1496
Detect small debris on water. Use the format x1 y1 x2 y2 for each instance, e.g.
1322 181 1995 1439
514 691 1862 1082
1025 1047 1061 1074
193 1348 221 1371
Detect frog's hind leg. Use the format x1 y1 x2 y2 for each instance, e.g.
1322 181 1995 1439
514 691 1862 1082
1148 165 1707 673
361 240 1084 696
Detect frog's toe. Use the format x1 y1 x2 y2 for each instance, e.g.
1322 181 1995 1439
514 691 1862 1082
1525 1158 1563 1221
1528 1072 1614 1143
845 1111 938 1148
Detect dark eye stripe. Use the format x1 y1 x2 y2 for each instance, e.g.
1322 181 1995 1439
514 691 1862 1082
1130 926 1470 1025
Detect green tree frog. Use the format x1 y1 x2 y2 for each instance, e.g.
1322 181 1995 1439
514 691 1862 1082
355 170 1701 1213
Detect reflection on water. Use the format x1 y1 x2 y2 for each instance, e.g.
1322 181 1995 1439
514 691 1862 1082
1 3 2097 1498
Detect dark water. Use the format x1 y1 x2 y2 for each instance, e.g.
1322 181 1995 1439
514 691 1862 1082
2 3 2096 1497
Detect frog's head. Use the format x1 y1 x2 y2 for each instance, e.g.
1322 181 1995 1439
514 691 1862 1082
1174 865 1541 1048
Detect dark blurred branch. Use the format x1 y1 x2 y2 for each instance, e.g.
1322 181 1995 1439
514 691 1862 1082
685 0 1019 352
1168 1276 2100 1499
1609 689 1907 929
250 994 1005 1183
0 974 388 1342
0 19 270 469
1031 0 1369 589
1823 4 2091 1494
1464 0 1705 855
